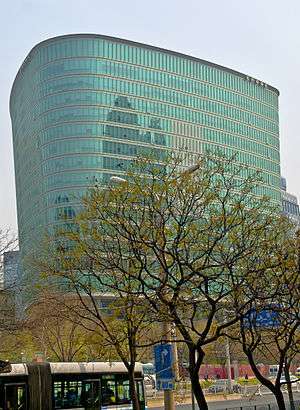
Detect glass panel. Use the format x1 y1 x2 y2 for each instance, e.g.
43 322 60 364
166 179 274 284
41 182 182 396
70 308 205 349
101 375 116 405
4 384 26 410
116 374 130 404
54 380 83 409
136 380 145 402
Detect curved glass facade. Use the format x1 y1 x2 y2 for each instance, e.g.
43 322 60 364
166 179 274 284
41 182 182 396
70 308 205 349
10 34 280 252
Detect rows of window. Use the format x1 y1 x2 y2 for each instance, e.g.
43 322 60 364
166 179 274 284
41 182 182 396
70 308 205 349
13 67 278 132
15 106 278 153
14 93 278 149
41 138 166 160
14 140 279 217
52 374 144 409
17 154 281 222
42 155 133 175
15 176 43 210
11 57 279 131
17 175 282 245
16 127 279 211
16 170 118 213
31 58 279 114
14 129 279 204
12 37 278 105
31 122 278 158
202 142 281 193
282 199 300 217
26 88 278 136
15 115 279 164
15 128 277 189
17 186 82 224
41 138 278 173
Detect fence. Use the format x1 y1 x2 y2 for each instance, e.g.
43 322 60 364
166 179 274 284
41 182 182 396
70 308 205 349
223 400 300 410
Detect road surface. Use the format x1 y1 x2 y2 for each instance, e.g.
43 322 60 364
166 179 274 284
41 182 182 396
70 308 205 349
149 391 300 410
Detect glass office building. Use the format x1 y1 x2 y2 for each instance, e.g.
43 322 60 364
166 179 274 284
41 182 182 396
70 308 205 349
10 34 281 254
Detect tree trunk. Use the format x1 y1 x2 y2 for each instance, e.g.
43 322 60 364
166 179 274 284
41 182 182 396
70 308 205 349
243 349 286 410
285 361 295 410
128 368 140 410
189 347 208 410
273 387 286 410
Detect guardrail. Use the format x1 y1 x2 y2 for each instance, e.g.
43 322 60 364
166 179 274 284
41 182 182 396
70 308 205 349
145 382 300 398
223 401 300 410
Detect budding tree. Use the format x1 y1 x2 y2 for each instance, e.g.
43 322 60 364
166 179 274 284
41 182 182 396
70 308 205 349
41 153 288 410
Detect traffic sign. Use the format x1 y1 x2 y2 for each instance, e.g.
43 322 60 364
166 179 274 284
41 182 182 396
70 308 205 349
243 306 280 329
154 344 175 390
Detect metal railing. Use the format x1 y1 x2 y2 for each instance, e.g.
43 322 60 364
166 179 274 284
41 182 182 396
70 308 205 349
223 401 300 410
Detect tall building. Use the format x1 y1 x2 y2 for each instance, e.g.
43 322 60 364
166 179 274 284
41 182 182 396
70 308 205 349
281 177 300 225
10 34 281 257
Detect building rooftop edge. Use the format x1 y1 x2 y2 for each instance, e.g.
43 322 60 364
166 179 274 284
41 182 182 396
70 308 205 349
10 33 280 100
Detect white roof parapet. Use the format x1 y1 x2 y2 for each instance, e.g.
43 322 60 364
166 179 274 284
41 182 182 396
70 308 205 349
0 362 143 376
0 363 28 376
50 362 143 374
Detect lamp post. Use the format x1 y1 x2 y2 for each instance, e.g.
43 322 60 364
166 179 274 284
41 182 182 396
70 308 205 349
225 337 232 393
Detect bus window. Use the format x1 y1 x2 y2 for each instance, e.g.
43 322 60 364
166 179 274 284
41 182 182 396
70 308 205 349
116 375 130 404
53 380 83 408
53 381 63 408
101 375 116 406
4 384 26 410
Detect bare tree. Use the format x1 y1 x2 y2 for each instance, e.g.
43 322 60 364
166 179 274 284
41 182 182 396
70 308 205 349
26 294 87 362
0 229 16 267
0 228 18 333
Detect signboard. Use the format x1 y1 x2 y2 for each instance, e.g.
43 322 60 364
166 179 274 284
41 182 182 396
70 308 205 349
154 344 175 390
243 306 280 329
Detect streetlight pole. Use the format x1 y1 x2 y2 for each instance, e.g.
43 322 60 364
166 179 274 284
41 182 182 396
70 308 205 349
225 337 232 393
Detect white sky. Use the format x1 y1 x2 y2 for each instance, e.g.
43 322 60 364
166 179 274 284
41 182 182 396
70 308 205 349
0 0 299 234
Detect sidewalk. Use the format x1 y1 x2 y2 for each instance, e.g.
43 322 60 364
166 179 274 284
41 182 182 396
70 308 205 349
147 393 242 407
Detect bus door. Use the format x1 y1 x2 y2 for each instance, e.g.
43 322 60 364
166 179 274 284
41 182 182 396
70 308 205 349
82 380 100 410
4 383 27 410
136 380 145 410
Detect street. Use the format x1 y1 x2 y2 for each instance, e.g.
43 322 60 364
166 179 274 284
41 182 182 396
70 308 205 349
149 391 300 410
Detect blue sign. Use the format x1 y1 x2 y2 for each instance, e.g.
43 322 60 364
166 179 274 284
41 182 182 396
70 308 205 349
243 306 280 329
154 344 175 390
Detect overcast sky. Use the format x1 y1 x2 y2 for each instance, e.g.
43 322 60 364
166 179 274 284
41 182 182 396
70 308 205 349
1 0 299 234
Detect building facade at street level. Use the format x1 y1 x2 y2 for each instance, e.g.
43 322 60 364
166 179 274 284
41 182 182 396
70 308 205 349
10 34 281 256
281 177 300 225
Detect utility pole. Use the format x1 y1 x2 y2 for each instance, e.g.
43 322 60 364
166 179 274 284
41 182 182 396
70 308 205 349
225 337 232 393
